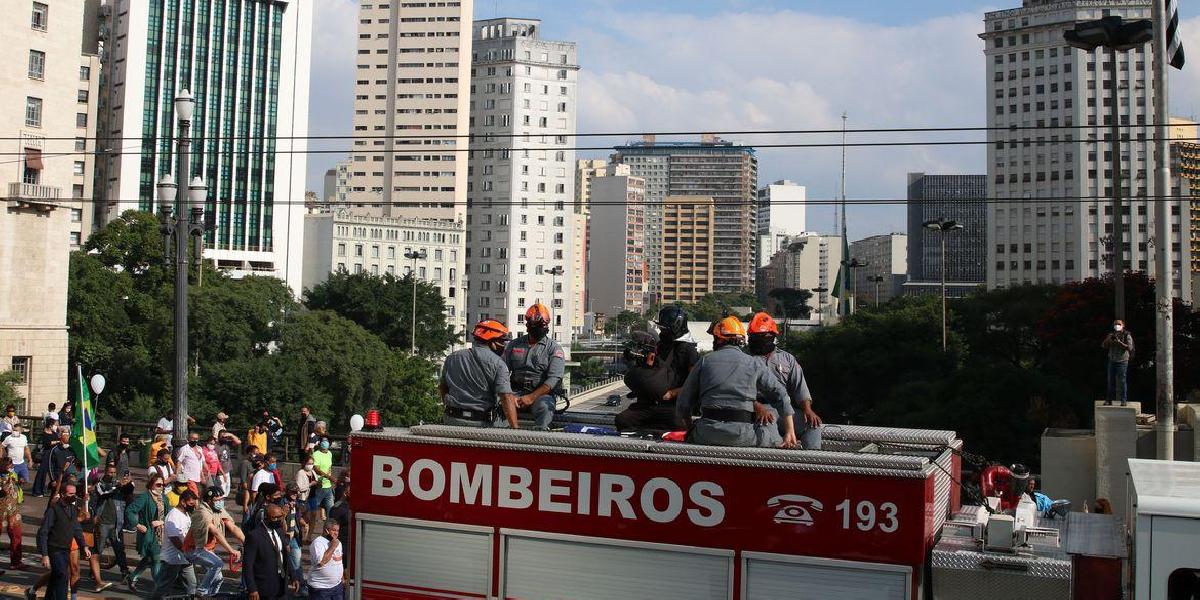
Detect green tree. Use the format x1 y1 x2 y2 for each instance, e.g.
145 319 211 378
303 270 459 356
0 370 23 408
604 310 645 335
768 288 814 319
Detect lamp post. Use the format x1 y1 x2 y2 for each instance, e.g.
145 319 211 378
404 248 427 354
924 219 964 351
867 275 886 307
1064 16 1153 321
810 286 829 327
546 265 564 340
844 258 868 315
156 90 206 449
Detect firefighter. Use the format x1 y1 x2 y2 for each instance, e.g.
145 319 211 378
503 303 566 430
614 330 689 432
652 306 700 406
675 317 797 448
439 320 520 428
746 312 824 450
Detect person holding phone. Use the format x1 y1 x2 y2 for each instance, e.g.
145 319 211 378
307 521 345 599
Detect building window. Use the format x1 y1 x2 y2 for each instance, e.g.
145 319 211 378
11 356 30 380
31 2 47 30
77 89 89 103
28 50 45 79
79 65 90 81
25 96 42 127
76 113 88 128
71 208 82 222
72 184 83 198
73 161 84 175
69 231 81 245
337 243 346 257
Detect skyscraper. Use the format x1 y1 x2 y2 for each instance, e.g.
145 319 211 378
612 136 758 297
757 180 807 268
906 173 987 297
587 172 646 316
661 195 715 304
465 18 578 343
982 0 1190 298
97 0 313 293
572 158 607 331
849 233 908 306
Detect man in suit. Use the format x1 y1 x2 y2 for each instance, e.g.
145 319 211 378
243 503 299 600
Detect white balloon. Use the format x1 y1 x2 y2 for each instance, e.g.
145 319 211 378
349 414 365 432
89 374 106 395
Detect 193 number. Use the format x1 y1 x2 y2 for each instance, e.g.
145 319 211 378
835 499 899 533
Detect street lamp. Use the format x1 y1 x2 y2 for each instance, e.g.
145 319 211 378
810 286 829 326
404 248 427 354
844 258 868 315
157 90 206 449
546 265 564 340
924 219 964 351
867 275 886 307
1064 15 1152 321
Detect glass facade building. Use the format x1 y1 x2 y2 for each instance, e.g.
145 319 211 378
906 173 988 288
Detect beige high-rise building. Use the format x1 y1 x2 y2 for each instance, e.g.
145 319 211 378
2 0 101 412
762 233 843 322
349 0 473 221
661 195 715 304
571 159 607 331
588 173 646 316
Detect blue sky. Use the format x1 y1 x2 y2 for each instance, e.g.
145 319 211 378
306 1 1200 240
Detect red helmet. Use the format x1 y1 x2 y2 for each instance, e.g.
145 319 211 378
472 319 510 343
749 312 780 336
525 302 550 327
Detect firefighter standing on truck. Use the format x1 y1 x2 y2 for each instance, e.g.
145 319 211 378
675 316 798 448
746 312 824 450
503 303 565 431
440 320 520 428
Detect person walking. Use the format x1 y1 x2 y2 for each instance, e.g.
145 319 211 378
0 405 19 440
746 313 824 450
296 406 316 458
92 463 132 584
244 504 299 600
47 428 76 492
176 432 208 497
30 418 59 497
309 440 336 524
1102 319 1135 406
190 487 243 598
124 473 167 592
295 456 318 526
239 446 263 515
203 435 228 497
35 482 90 600
1 422 32 484
307 521 345 600
259 411 284 454
0 457 24 571
106 433 133 479
150 490 198 599
503 303 565 430
675 317 798 448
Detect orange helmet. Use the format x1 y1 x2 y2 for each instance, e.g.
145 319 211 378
749 312 780 336
525 302 550 327
472 319 511 343
709 316 747 344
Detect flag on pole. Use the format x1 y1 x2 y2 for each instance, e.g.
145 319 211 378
831 237 851 317
71 364 100 470
1167 0 1186 69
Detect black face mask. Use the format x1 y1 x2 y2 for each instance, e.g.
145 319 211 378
747 335 776 356
659 329 677 343
189 440 199 447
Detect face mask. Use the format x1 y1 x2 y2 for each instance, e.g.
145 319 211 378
319 441 330 450
747 335 776 356
1114 325 1124 332
268 463 277 471
659 330 677 343
62 495 78 505
267 518 284 530
212 500 225 511
189 440 199 447
304 464 314 471
118 442 128 449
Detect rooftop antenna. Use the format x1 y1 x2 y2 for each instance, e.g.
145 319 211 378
840 111 848 242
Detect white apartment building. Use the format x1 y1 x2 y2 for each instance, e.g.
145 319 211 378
301 210 465 327
756 180 807 268
762 233 843 321
323 158 352 207
572 158 607 331
97 0 313 294
611 142 670 302
982 0 1191 301
465 18 579 344
587 172 646 316
349 0 472 221
849 233 908 307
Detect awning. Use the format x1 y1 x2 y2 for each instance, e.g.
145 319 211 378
24 148 43 170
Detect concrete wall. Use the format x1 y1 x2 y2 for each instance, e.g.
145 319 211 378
1040 428 1096 511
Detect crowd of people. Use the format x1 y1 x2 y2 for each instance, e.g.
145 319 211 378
0 405 351 599
439 304 825 450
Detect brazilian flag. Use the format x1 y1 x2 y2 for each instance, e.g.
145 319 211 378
70 364 101 469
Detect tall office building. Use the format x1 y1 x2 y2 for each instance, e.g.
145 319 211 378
465 18 579 344
97 0 313 293
905 173 987 297
982 1 1190 298
761 233 843 321
587 173 646 316
849 233 908 306
571 158 607 331
756 180 807 267
1169 119 1200 303
348 0 473 220
612 136 758 297
661 195 716 304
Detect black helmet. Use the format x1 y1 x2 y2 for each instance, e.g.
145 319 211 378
624 330 659 364
655 306 688 339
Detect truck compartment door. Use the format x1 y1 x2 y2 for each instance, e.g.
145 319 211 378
357 516 493 599
743 551 911 600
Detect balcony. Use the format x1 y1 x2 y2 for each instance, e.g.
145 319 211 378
7 182 62 201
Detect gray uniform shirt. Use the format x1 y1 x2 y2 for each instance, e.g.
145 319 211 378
676 346 793 447
757 350 812 407
441 343 514 412
503 334 566 394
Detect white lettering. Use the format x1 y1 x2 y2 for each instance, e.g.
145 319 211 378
372 456 405 497
576 472 592 515
408 458 446 501
537 469 573 513
640 477 684 524
597 474 636 519
498 466 533 509
449 462 492 505
687 481 725 527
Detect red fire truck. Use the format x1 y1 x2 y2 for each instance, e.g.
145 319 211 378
348 422 963 599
